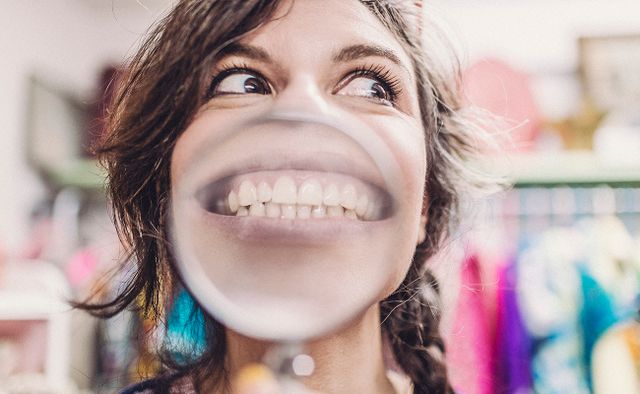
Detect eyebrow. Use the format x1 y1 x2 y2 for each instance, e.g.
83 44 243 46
332 44 403 66
217 43 411 78
218 43 274 63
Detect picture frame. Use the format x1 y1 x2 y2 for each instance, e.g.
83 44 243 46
24 76 103 190
579 34 640 111
25 76 89 173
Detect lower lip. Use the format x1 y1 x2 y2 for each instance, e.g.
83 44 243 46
201 212 388 245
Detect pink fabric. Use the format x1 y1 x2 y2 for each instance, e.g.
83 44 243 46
446 255 494 394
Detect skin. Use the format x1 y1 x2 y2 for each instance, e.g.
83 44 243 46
171 0 427 392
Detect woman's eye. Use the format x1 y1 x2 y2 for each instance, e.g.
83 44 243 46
337 76 393 104
208 70 271 98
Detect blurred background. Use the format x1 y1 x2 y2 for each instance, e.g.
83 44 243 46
0 0 639 393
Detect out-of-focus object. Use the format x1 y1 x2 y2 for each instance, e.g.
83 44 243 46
47 188 82 266
516 215 639 393
0 373 79 394
0 340 17 381
477 150 640 188
0 259 72 392
93 308 140 391
65 248 99 290
593 108 640 168
463 58 542 151
0 243 4 287
592 320 640 394
547 99 606 150
446 255 494 394
26 77 88 176
84 66 124 158
25 75 105 191
580 34 640 112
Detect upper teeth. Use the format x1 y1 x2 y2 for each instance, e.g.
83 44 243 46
224 176 378 220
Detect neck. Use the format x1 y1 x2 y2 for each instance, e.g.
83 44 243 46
225 304 395 393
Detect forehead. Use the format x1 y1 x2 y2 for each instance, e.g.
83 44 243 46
240 0 414 69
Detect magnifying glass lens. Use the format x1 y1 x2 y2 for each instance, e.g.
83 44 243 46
171 112 405 342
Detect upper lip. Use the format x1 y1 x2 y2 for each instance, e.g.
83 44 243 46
185 138 390 196
178 119 395 214
212 150 386 189
194 150 391 217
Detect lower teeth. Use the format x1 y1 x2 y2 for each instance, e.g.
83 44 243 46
235 203 361 220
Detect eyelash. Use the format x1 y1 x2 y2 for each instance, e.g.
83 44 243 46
205 61 263 99
346 63 403 104
205 62 403 105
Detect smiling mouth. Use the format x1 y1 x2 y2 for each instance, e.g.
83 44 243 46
196 169 392 222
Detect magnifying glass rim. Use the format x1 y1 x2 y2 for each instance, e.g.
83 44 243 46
169 110 405 342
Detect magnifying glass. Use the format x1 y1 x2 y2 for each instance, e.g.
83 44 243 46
170 109 405 390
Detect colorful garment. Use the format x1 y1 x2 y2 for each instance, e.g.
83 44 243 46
446 255 494 394
494 260 533 393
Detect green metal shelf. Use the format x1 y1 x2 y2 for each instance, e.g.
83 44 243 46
44 159 106 190
479 151 640 188
45 151 640 191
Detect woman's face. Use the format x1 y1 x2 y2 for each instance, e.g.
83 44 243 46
171 0 427 339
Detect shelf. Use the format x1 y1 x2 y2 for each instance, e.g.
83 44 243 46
479 151 640 187
37 152 640 189
43 159 106 190
0 290 69 321
0 261 71 389
0 260 71 321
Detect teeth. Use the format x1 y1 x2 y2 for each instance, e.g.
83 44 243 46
266 202 281 218
323 184 340 206
297 205 311 219
249 202 266 217
355 194 368 217
257 181 272 203
281 204 296 219
311 205 326 218
228 178 377 221
228 190 239 213
238 181 257 207
327 205 344 218
340 184 357 210
297 180 323 206
365 202 376 221
272 176 297 204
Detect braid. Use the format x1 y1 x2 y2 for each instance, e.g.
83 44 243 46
381 266 454 394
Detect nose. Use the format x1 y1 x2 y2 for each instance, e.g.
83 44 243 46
270 74 331 116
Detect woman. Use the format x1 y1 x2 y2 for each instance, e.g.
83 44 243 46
80 0 489 392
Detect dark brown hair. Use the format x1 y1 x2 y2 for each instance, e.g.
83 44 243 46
79 1 489 392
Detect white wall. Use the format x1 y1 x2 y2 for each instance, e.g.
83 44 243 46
0 0 172 252
427 0 640 118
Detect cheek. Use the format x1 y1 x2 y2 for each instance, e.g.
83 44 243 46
171 137 188 189
171 114 206 184
366 116 427 298
370 115 427 208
